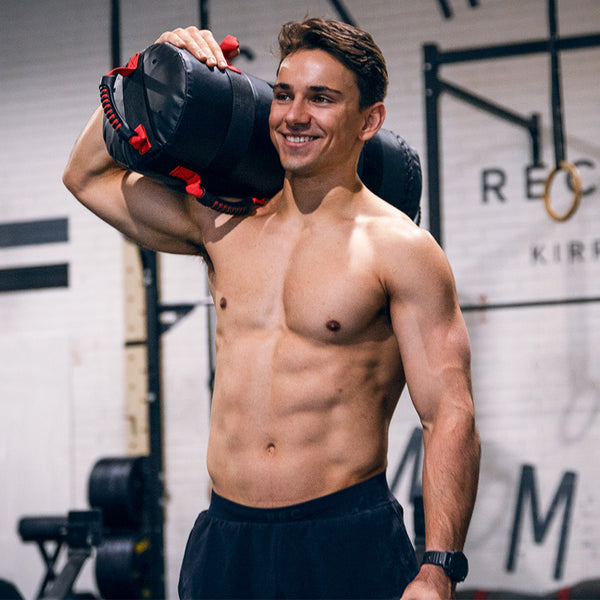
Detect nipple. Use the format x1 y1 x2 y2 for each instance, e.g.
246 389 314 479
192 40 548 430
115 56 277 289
326 319 341 332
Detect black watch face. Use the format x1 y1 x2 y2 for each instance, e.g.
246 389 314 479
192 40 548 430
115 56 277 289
448 552 468 581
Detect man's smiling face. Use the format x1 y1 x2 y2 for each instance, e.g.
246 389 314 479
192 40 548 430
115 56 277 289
269 48 368 179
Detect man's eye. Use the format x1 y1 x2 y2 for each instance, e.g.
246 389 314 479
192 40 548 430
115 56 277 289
274 92 290 101
313 95 331 104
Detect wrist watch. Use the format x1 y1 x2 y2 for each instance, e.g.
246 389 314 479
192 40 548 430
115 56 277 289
421 550 469 583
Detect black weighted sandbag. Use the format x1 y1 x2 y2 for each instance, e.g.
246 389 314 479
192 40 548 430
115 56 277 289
101 42 421 220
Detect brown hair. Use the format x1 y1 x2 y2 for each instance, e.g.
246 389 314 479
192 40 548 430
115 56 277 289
277 17 388 110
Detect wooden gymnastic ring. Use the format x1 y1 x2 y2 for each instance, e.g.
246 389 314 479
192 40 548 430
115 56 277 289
543 161 582 222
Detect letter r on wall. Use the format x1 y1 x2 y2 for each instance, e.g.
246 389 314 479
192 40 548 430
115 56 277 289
482 168 507 203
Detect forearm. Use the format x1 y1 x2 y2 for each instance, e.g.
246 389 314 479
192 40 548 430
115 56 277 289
63 107 123 196
400 407 480 599
421 405 480 552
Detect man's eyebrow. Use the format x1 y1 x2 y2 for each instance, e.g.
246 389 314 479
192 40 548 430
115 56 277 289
272 83 343 96
309 85 343 96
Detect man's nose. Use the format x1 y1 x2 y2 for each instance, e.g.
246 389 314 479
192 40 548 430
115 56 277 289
284 98 310 127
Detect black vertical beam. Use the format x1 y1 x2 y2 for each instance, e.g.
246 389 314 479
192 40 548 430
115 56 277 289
530 113 541 167
548 0 565 168
110 0 121 69
198 0 216 404
424 44 443 247
109 1 165 596
199 0 209 29
140 248 166 598
206 277 216 399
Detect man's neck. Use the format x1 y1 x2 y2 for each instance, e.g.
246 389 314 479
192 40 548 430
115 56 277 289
277 169 364 218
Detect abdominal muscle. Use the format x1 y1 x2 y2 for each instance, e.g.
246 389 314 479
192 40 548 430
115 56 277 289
206 325 405 508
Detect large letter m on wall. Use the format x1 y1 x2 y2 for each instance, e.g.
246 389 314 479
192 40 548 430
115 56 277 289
506 464 577 580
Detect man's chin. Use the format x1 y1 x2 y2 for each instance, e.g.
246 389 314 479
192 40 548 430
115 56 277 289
281 160 311 175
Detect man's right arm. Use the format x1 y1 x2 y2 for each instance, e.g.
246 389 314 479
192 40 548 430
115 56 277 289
63 106 207 254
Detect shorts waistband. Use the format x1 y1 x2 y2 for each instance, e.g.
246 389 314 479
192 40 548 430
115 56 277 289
207 471 395 523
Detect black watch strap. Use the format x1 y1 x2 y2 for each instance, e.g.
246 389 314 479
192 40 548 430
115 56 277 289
422 550 468 583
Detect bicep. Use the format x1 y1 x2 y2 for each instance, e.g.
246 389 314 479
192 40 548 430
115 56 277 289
117 170 207 254
70 161 206 255
387 232 473 428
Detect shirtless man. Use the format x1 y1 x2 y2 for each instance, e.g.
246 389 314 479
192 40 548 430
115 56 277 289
63 18 480 600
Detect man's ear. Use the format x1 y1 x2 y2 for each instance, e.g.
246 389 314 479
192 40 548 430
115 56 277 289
358 102 386 141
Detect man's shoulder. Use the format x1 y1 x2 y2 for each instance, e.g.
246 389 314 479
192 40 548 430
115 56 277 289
358 197 451 289
359 196 431 252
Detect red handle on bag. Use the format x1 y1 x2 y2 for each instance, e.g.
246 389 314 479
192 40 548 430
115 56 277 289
99 52 152 155
99 54 139 139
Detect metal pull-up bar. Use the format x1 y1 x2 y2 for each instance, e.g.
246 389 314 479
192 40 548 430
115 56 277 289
424 2 600 244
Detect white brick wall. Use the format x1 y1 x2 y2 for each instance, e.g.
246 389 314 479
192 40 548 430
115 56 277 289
1 0 598 597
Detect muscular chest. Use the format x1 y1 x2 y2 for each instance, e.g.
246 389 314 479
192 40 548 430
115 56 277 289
207 216 390 342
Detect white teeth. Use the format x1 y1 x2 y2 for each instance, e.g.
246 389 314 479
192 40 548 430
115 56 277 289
285 135 314 143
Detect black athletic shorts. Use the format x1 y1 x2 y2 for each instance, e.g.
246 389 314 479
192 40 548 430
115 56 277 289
178 472 419 599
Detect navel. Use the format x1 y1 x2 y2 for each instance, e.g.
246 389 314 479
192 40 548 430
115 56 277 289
326 319 341 332
219 297 227 309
